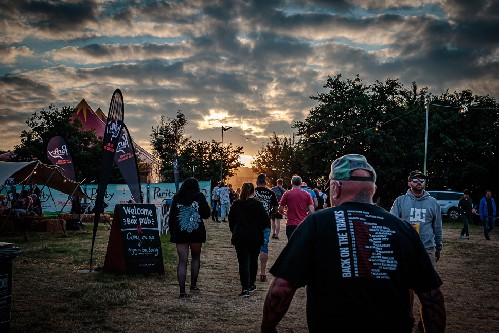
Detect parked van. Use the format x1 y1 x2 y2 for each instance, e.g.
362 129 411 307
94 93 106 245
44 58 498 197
427 190 463 221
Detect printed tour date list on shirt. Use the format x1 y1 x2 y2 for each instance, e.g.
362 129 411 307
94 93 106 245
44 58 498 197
335 210 397 279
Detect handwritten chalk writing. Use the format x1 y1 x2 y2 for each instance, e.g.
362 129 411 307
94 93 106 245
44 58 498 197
116 203 164 274
122 217 138 226
127 247 160 257
122 206 153 216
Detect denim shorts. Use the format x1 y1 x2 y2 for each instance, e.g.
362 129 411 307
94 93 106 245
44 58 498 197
260 228 271 254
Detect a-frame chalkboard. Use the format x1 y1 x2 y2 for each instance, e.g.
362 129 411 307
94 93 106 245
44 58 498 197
104 204 165 275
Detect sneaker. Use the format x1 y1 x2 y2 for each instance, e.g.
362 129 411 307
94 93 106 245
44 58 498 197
239 290 250 298
249 284 257 292
460 235 466 239
190 285 200 292
271 234 276 239
274 236 279 240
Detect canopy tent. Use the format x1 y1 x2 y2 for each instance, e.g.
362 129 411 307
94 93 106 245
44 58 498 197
0 151 15 161
0 160 89 199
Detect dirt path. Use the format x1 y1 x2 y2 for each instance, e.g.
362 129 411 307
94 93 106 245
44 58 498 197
152 219 308 332
8 217 499 332
144 219 499 333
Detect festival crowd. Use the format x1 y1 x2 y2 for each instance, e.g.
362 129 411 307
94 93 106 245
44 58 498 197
162 153 498 333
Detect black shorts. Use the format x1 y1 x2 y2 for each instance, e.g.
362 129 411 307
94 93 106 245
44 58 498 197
273 213 283 219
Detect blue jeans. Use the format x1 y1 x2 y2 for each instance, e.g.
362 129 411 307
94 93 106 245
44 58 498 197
483 216 495 239
220 202 230 221
260 228 271 254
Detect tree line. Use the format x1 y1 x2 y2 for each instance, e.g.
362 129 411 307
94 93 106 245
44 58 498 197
7 74 498 208
253 74 498 208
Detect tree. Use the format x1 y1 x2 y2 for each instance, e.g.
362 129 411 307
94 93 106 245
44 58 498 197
423 90 499 198
150 111 189 182
291 74 498 208
179 140 244 188
251 133 296 187
293 74 419 203
13 104 102 182
150 111 244 186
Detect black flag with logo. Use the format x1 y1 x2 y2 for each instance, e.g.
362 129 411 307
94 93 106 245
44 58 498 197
90 89 124 269
46 136 76 181
115 124 142 203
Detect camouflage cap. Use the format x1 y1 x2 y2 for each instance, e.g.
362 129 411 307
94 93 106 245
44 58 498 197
329 154 376 182
408 170 426 180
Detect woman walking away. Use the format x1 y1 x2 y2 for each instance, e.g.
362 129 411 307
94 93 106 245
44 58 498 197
229 183 269 298
168 177 211 299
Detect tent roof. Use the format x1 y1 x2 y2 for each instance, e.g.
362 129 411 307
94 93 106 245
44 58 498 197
0 151 15 161
72 99 106 136
0 161 89 199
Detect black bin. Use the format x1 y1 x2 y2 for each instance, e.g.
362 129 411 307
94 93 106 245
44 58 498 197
0 242 21 333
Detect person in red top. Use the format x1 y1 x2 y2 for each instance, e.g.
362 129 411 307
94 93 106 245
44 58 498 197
278 175 314 240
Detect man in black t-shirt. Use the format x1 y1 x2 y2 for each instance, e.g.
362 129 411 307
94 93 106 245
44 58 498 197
261 154 446 333
255 174 278 283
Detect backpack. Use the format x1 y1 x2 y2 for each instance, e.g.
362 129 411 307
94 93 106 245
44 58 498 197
316 193 324 210
273 186 285 201
212 188 220 201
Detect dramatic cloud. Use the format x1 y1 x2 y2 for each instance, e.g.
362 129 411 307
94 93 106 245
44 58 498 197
0 0 497 165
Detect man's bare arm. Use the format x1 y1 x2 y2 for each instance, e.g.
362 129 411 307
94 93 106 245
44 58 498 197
417 287 446 333
261 277 297 333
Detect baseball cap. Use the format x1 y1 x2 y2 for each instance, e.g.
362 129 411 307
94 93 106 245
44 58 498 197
408 170 426 180
329 154 376 182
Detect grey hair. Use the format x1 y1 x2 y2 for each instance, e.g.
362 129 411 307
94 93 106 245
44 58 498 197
291 175 302 186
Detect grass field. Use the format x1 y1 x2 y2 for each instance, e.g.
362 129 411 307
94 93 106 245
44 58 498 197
2 218 498 332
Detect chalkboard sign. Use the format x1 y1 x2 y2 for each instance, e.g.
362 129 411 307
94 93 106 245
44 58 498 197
104 204 164 275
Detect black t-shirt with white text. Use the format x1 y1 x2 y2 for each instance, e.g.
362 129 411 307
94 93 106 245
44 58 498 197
255 187 279 219
269 202 442 333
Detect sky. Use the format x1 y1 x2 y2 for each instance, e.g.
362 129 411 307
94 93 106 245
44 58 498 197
1 0 498 167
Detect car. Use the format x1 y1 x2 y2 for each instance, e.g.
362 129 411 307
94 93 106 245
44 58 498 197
427 190 464 221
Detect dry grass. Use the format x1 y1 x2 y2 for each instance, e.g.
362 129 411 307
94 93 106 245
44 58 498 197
3 219 499 332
